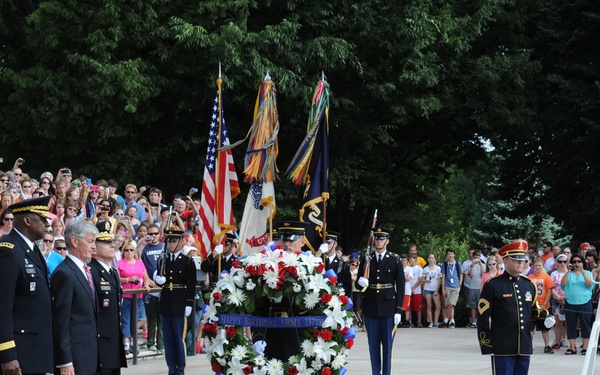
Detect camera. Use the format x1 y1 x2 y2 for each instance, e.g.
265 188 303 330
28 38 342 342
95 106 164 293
144 185 151 190
568 264 575 270
190 187 198 194
101 206 110 212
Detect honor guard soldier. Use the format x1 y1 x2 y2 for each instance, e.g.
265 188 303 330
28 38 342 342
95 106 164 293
356 228 405 375
0 197 54 375
200 232 237 288
252 221 309 361
89 221 127 375
322 231 352 294
153 228 196 375
477 240 550 375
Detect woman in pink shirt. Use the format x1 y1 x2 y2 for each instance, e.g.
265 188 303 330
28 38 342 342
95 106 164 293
118 243 154 354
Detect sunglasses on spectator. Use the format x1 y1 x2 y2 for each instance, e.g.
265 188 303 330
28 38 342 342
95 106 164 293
148 232 160 236
55 247 67 251
67 207 78 212
557 260 568 264
3 218 14 221
572 260 583 263
14 173 22 176
487 263 497 266
42 181 50 185
125 191 136 194
22 185 31 189
123 249 135 252
43 239 54 243
0 179 8 182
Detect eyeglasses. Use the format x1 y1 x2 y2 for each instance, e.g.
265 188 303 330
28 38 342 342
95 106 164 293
115 213 124 216
557 260 568 264
148 232 159 236
123 249 135 252
572 260 583 264
0 179 8 182
67 207 78 212
487 263 497 266
43 239 54 243
125 191 136 194
55 247 67 251
22 185 31 189
167 238 179 243
3 218 14 221
14 173 22 176
41 181 50 185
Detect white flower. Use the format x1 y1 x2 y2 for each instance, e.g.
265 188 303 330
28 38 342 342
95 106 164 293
230 344 249 359
293 283 302 293
266 358 284 375
218 272 240 294
298 252 321 274
253 366 268 375
263 269 280 289
254 356 266 366
227 288 247 307
296 358 315 375
327 296 343 310
301 339 315 357
246 280 256 290
231 268 248 287
204 299 221 322
313 336 337 363
226 356 246 375
306 274 331 294
323 304 346 329
246 252 264 267
208 328 229 357
217 356 227 366
331 352 346 369
303 292 320 309
282 251 300 267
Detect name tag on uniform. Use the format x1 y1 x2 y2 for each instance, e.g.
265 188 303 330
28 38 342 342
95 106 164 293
25 264 36 274
503 294 513 298
101 285 111 291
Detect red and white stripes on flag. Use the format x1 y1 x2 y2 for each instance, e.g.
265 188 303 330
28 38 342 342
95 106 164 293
198 80 240 259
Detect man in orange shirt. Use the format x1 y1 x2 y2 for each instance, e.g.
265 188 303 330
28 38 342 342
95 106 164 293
540 241 554 263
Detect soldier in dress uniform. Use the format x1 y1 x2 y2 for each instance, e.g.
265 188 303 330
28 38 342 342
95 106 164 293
89 221 127 375
0 197 53 375
200 232 237 288
252 221 309 361
477 240 550 375
356 228 404 375
153 228 196 375
323 231 352 294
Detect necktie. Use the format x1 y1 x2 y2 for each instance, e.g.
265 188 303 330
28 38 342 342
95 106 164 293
171 253 176 262
378 254 382 263
84 265 95 294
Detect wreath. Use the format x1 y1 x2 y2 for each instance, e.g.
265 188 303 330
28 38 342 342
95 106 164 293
202 247 355 375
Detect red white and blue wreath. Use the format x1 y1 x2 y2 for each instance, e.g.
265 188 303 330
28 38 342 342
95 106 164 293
202 247 356 375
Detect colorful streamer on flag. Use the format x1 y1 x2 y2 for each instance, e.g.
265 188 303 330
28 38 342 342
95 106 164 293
238 75 279 254
285 79 330 252
198 77 240 258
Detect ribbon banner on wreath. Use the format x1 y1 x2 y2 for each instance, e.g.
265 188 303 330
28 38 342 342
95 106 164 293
202 249 355 375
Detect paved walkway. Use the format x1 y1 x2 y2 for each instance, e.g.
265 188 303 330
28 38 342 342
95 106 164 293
123 327 595 374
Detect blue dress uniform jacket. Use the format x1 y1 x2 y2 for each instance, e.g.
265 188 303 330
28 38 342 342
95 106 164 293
51 256 99 375
326 256 352 295
477 272 549 355
158 253 197 316
200 253 236 287
0 231 53 373
89 259 127 371
357 252 405 317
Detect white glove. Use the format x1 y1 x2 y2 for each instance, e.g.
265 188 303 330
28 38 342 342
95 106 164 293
185 306 192 317
394 313 402 325
154 275 166 285
544 316 556 329
358 277 368 288
214 244 224 255
272 295 283 303
318 243 329 254
252 340 267 356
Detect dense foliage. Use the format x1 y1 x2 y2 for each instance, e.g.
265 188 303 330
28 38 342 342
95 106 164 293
1 0 597 253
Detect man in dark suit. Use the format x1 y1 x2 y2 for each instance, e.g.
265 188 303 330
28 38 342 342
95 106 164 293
322 231 352 295
153 228 196 375
200 232 237 287
51 220 99 375
0 197 53 375
356 228 405 375
89 221 126 375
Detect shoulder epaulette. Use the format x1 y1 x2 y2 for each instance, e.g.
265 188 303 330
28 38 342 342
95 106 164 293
0 242 15 249
390 252 399 257
521 274 531 281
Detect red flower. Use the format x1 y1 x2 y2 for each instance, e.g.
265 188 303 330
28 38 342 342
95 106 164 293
288 266 298 277
232 260 241 269
316 264 325 273
243 366 253 375
245 265 257 275
321 368 332 375
339 295 349 304
212 292 224 301
288 366 299 375
212 362 222 373
328 276 337 285
313 329 320 338
320 294 332 303
256 264 266 276
226 326 236 338
346 338 355 349
340 326 349 335
320 329 333 341
202 322 218 335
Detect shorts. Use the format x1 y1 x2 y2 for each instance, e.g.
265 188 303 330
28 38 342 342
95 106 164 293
424 290 436 295
445 287 460 306
410 293 423 312
466 288 480 309
402 295 411 311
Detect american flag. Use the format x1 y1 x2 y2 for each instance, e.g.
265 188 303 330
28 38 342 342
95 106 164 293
198 85 240 259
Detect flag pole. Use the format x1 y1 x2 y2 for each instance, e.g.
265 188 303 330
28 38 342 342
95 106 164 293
217 64 223 275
